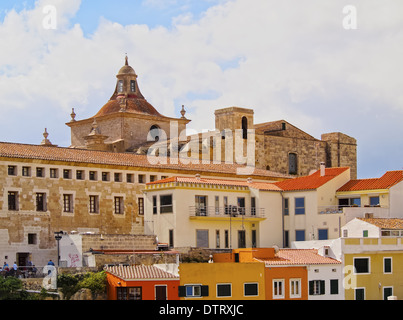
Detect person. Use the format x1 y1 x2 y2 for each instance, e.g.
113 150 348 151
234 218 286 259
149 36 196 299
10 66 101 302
13 262 17 271
47 259 55 266
3 262 9 272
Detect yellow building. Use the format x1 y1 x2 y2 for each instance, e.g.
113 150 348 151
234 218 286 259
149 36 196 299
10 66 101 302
342 218 403 300
178 261 266 300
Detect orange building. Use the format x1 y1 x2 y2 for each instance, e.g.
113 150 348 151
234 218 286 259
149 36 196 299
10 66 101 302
105 265 180 300
213 248 308 300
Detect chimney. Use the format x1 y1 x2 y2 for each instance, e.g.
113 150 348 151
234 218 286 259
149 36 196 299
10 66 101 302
320 162 326 177
195 173 201 180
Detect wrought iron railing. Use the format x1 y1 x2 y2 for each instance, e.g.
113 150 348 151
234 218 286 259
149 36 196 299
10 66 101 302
189 206 265 218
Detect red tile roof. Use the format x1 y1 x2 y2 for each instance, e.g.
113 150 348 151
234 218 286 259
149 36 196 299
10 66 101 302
274 167 350 191
337 170 403 192
0 142 288 179
256 249 341 266
105 265 178 281
357 218 403 230
147 176 282 191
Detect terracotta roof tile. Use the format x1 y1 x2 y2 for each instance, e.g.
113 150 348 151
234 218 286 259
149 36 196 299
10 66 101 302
337 171 403 192
357 218 403 230
257 249 341 266
274 167 349 191
147 176 282 191
94 98 163 118
105 265 178 281
0 142 288 179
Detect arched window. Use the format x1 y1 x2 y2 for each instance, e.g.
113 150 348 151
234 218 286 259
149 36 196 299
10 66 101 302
242 116 248 139
289 153 298 175
149 125 161 141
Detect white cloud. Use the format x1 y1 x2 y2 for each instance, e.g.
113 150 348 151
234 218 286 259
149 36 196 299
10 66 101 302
0 0 402 177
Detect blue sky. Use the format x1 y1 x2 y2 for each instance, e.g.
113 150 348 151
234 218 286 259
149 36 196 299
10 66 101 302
0 0 402 179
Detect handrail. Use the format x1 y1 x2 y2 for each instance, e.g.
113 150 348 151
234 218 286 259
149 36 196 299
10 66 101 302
189 206 265 218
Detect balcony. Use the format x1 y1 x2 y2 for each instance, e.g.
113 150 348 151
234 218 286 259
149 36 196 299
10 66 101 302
189 206 265 220
318 205 390 222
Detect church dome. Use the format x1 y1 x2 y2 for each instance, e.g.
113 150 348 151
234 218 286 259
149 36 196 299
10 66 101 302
94 98 162 118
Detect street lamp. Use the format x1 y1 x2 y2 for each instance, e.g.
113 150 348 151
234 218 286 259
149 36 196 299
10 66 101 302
54 231 63 267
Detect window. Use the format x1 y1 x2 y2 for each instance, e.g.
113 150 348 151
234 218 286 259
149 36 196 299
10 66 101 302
289 153 298 175
224 196 229 214
295 230 305 241
114 197 124 214
149 125 161 141
370 196 380 206
150 175 157 182
160 195 173 213
22 167 31 177
216 230 220 248
89 171 97 181
237 197 246 215
290 279 301 298
138 198 144 215
127 174 133 183
102 172 109 181
50 168 58 178
178 285 209 298
309 280 325 295
152 196 157 214
114 173 122 182
384 257 392 274
195 195 207 216
63 169 72 179
36 167 44 177
36 193 46 212
244 283 258 297
355 288 365 300
77 170 86 180
330 279 339 295
63 194 73 213
138 174 145 184
225 230 229 248
252 230 257 248
273 280 284 299
363 230 368 237
251 197 256 215
28 233 37 245
8 165 16 176
117 287 142 300
217 284 231 298
283 198 289 215
295 198 305 215
354 257 370 274
169 229 174 248
318 229 328 240
383 287 393 300
238 230 246 248
130 80 136 92
215 196 220 215
89 196 99 214
196 230 209 248
117 80 124 93
8 192 18 211
241 116 248 139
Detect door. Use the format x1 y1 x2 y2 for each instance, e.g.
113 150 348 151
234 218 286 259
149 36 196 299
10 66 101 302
155 285 167 300
195 196 207 216
238 230 246 248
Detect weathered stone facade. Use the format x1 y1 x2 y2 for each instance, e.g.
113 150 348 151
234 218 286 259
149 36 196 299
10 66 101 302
214 107 357 179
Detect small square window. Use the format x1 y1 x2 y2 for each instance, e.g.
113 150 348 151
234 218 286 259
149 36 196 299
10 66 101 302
36 168 44 177
22 167 31 177
50 168 58 179
28 233 37 245
8 166 16 176
76 170 84 180
102 172 109 182
63 169 72 179
89 171 97 181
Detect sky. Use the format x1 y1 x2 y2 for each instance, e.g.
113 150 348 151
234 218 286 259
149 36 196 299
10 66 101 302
0 0 402 179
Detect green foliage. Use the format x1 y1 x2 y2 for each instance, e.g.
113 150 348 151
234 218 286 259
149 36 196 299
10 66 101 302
0 276 23 300
57 271 107 300
78 271 107 296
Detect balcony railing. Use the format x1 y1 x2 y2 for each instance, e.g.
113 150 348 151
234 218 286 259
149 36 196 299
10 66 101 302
189 206 265 218
318 205 388 215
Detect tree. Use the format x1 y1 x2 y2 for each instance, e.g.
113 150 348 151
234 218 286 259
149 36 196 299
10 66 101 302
0 276 23 300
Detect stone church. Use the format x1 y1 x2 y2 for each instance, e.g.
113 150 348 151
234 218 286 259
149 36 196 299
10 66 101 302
67 56 357 179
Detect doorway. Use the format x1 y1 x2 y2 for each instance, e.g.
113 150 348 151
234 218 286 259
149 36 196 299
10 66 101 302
155 285 167 300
